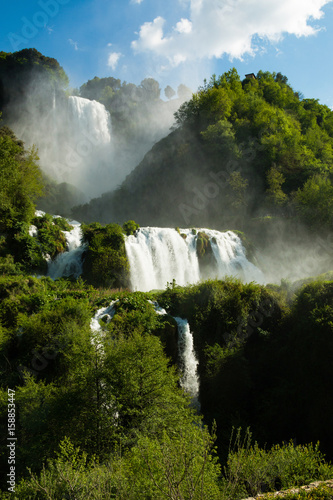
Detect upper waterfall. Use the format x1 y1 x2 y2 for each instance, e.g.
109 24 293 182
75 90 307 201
68 96 112 145
125 227 264 292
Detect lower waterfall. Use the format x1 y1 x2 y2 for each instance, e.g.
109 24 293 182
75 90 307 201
175 317 200 409
47 220 87 280
150 301 200 407
125 227 264 292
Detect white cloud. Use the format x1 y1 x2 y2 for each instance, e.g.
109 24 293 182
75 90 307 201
131 0 332 65
132 16 167 51
131 0 144 4
175 18 192 34
107 52 122 70
68 39 79 51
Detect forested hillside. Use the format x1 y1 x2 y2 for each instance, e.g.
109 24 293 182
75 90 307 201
73 69 333 234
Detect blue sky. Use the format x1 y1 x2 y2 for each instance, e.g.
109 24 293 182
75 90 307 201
1 0 333 106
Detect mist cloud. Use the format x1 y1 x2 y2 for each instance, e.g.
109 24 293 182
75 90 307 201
131 0 332 64
108 52 122 69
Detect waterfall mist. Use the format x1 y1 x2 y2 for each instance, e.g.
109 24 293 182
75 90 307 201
3 72 186 206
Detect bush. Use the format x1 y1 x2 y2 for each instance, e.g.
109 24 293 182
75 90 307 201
223 428 333 499
82 223 130 288
122 220 140 236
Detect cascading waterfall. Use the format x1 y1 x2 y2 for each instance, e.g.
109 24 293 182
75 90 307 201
61 96 113 196
125 227 264 292
47 220 87 280
68 96 112 145
90 300 119 333
11 94 113 200
90 300 119 350
125 228 200 291
175 317 200 408
149 301 200 407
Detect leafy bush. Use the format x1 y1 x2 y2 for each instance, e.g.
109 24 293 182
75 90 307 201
122 219 140 236
82 223 130 288
223 428 333 499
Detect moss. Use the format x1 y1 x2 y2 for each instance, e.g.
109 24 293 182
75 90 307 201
196 231 212 259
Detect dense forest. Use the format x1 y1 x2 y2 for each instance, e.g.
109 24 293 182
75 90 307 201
1 49 333 499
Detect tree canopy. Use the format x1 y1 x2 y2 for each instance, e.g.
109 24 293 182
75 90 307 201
0 125 43 230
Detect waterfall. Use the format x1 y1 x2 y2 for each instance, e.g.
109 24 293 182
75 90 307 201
90 300 119 333
125 228 200 291
11 94 113 200
149 301 200 407
175 317 200 409
47 220 87 280
68 96 112 145
125 227 264 292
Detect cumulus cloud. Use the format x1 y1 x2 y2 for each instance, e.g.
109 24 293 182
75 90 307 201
108 52 122 70
131 0 332 64
175 18 192 34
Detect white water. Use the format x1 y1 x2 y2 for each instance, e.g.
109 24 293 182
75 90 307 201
125 228 264 292
175 317 200 408
47 220 87 279
90 300 119 333
11 94 113 200
68 96 112 145
149 301 200 406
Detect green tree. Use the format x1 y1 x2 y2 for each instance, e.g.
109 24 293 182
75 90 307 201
103 330 190 441
0 128 44 229
294 175 333 228
266 165 288 207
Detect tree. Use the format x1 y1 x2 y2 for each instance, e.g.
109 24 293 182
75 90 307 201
294 174 333 228
103 331 190 440
266 165 288 207
140 78 161 101
177 83 192 101
164 85 176 100
0 127 44 229
228 171 248 212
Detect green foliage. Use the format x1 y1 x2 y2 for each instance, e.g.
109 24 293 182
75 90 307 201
0 255 23 276
223 428 333 499
0 48 69 95
82 223 129 288
32 214 71 259
294 175 333 229
14 425 222 499
266 165 288 207
122 219 140 236
76 67 333 229
0 128 44 230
